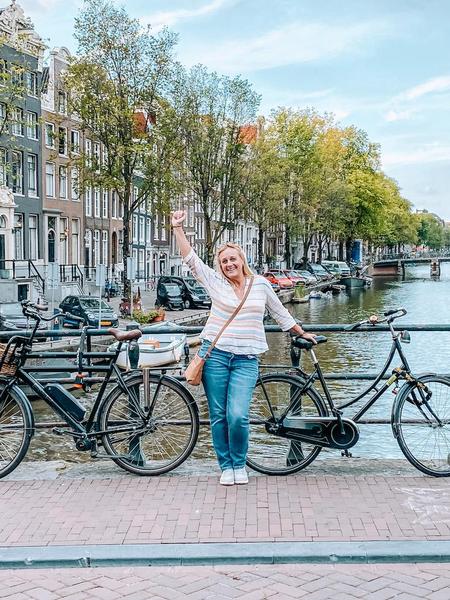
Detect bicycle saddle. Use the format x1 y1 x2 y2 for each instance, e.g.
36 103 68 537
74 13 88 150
292 335 327 350
108 328 142 342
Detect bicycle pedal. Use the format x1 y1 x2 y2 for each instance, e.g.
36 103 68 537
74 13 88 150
52 427 72 436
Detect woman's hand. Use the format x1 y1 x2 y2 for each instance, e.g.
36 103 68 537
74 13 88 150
291 324 317 344
171 210 187 228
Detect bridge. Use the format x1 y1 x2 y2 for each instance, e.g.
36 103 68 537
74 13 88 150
370 255 450 277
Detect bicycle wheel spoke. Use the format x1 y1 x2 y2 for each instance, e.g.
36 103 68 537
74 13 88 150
99 374 198 475
396 376 450 476
247 374 326 475
0 391 31 478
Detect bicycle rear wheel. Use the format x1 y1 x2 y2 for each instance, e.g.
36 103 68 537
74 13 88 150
0 384 33 478
98 373 199 475
393 375 450 476
247 373 328 475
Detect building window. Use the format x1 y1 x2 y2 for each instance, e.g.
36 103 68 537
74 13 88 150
102 230 108 264
139 216 145 242
132 215 138 242
161 214 166 242
102 190 108 218
13 214 24 260
111 191 117 218
58 127 67 155
71 219 79 263
26 112 38 140
59 166 67 199
11 107 24 136
70 130 80 154
29 214 38 260
93 142 100 169
57 91 67 114
27 154 37 196
85 138 92 166
45 123 55 148
11 151 23 194
70 168 79 200
0 148 6 186
145 219 151 244
94 188 100 217
85 187 92 216
154 214 159 241
119 199 124 219
26 72 38 96
93 230 100 265
45 162 55 197
0 102 6 132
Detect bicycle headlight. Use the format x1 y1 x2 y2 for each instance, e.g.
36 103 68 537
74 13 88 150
112 312 118 319
87 312 96 319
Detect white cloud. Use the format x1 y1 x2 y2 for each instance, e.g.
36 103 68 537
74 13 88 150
180 19 391 73
382 143 450 167
402 75 450 101
141 0 235 32
384 75 450 122
385 108 417 122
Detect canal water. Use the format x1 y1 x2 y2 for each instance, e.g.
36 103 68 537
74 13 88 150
27 264 450 464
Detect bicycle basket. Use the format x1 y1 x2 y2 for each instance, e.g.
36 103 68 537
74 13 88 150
0 342 20 376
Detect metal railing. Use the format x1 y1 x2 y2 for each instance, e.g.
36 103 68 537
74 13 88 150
1 323 449 430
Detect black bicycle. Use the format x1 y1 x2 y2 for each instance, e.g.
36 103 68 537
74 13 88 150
0 301 199 479
248 308 450 477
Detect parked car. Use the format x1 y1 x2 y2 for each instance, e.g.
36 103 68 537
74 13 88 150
283 269 309 286
0 302 48 340
305 263 333 281
321 260 351 277
59 296 119 328
295 269 318 285
159 276 211 309
155 280 185 311
263 272 294 289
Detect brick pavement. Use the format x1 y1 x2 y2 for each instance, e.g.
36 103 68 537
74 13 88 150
1 563 450 599
1 469 450 547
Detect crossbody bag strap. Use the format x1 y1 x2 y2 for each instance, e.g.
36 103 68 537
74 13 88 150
205 276 254 358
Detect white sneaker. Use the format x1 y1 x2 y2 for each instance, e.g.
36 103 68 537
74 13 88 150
234 467 249 485
220 469 235 486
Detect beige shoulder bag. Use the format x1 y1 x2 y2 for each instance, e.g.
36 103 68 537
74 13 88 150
184 277 254 385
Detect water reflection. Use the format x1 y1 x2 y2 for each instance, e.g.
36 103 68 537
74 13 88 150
26 264 450 463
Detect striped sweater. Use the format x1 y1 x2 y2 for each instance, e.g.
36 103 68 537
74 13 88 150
184 249 297 354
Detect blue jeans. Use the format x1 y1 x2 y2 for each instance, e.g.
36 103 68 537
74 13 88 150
199 341 259 471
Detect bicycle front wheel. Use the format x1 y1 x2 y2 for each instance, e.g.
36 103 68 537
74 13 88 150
98 373 199 475
247 373 328 475
0 384 33 478
393 375 450 476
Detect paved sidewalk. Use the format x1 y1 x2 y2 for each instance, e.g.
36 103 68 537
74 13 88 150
2 563 450 599
1 460 449 550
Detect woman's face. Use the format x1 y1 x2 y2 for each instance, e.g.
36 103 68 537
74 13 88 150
219 247 244 281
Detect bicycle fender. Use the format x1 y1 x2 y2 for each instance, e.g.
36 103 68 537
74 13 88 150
390 373 441 439
1 382 35 438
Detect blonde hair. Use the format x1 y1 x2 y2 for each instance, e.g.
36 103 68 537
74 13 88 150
215 242 253 283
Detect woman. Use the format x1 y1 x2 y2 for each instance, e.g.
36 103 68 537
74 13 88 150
171 210 316 485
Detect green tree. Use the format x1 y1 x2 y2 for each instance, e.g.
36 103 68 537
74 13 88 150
243 121 286 270
173 65 260 264
417 212 445 250
64 0 177 297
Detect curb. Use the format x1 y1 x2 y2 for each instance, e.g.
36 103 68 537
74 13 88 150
2 540 450 569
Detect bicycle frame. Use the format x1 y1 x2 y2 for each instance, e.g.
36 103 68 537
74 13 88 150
287 322 414 424
0 338 141 440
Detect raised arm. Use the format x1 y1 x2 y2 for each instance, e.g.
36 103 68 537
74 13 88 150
171 210 192 258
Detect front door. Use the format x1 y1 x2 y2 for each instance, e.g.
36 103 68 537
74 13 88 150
48 230 55 263
0 234 5 271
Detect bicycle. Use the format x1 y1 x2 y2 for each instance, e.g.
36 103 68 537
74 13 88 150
247 308 450 477
0 301 199 479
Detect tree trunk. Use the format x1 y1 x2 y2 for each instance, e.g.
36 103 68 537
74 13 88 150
284 226 291 268
338 241 344 261
257 226 264 273
122 186 132 300
345 237 353 264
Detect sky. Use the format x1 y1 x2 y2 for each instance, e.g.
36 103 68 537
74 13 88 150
17 0 450 220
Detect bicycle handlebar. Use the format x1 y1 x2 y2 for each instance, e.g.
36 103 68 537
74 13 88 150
345 307 407 331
